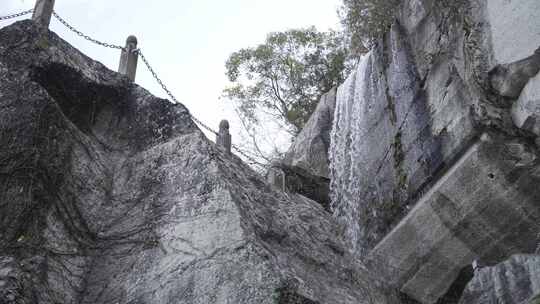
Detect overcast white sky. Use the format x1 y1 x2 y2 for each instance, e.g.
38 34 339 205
2 0 341 152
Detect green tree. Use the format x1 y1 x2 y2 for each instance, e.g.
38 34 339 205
339 0 401 50
223 27 352 135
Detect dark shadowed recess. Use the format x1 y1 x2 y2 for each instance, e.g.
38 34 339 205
30 63 128 136
435 266 474 304
398 265 474 304
275 285 319 304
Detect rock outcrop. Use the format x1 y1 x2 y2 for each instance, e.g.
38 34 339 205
266 163 331 212
459 255 540 304
370 134 540 303
0 20 392 304
325 0 540 303
266 88 336 209
283 88 336 179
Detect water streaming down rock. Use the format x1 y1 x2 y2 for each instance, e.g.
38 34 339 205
329 52 373 254
328 0 540 302
328 21 442 256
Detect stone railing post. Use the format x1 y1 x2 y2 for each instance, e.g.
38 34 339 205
266 161 286 192
32 0 55 29
216 120 231 154
118 35 138 82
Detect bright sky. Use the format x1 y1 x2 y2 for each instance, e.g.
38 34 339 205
2 0 341 151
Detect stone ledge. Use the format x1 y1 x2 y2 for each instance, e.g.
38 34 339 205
369 134 540 304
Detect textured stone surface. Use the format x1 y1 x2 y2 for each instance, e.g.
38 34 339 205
266 163 331 212
269 88 336 209
284 88 336 178
0 21 393 304
326 0 540 303
330 12 475 255
459 255 540 304
513 73 540 136
486 0 540 65
490 48 540 99
369 135 540 303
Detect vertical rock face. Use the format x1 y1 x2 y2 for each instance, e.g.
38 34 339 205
512 72 540 136
284 88 336 179
459 255 540 304
370 135 540 303
0 21 393 304
267 88 336 209
486 0 540 65
325 0 540 303
330 15 473 255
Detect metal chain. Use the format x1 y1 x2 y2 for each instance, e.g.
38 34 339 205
136 49 218 136
230 145 266 166
37 9 262 166
52 11 124 50
0 9 33 21
136 49 265 165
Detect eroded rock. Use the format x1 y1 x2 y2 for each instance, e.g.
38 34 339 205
490 48 540 99
512 72 540 136
283 88 336 178
266 163 331 212
326 1 540 303
0 20 392 304
459 255 540 304
369 135 540 303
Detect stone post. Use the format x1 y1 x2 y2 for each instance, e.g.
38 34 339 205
32 0 55 29
216 120 231 154
118 35 138 82
266 161 286 192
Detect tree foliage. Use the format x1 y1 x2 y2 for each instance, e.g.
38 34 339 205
223 27 352 134
339 0 401 49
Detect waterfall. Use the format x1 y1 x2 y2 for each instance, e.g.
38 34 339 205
329 52 375 255
328 24 442 256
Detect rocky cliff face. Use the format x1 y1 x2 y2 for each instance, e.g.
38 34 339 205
283 88 337 179
459 255 540 304
266 88 336 210
325 0 540 303
0 20 393 304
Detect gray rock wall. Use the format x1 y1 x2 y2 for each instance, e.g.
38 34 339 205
284 88 336 178
0 21 393 304
268 88 336 209
459 255 540 304
330 1 476 254
486 0 540 65
326 0 540 303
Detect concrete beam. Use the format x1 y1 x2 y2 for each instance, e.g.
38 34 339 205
369 134 540 303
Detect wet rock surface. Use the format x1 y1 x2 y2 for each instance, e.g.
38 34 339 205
0 21 392 304
325 0 540 303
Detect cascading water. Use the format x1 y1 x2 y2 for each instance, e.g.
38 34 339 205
329 52 376 255
329 24 442 256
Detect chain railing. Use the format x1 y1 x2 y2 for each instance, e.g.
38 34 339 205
51 11 124 50
0 9 33 21
0 8 264 166
136 48 264 165
136 50 218 136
